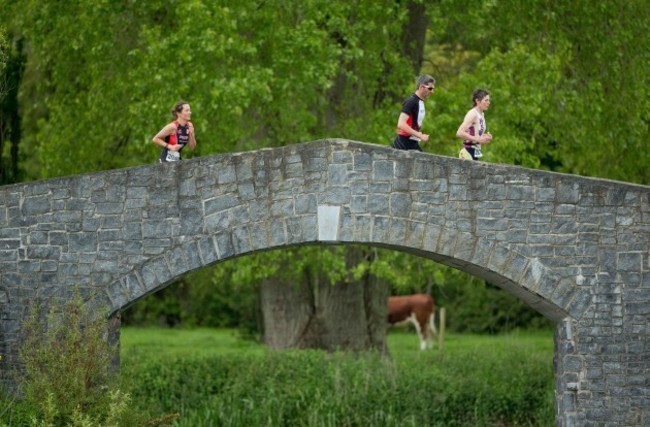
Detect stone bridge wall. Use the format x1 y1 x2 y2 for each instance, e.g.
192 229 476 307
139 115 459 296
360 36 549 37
0 139 648 426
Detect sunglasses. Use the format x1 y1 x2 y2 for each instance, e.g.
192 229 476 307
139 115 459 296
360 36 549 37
423 86 435 91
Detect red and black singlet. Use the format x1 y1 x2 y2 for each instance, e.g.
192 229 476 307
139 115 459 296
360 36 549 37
159 120 191 162
397 93 425 140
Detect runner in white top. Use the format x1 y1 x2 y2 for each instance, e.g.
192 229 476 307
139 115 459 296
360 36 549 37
456 89 493 160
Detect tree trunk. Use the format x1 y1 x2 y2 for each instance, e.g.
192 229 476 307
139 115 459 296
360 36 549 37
261 247 389 354
0 38 25 185
401 1 429 75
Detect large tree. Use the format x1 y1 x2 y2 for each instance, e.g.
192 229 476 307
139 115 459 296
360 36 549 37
260 247 389 353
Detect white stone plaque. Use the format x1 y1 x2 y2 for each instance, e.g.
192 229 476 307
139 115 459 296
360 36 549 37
318 205 340 241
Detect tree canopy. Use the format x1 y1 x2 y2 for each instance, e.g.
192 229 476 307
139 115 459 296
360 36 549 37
2 0 648 181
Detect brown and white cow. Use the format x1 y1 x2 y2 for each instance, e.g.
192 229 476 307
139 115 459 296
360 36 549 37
387 293 437 350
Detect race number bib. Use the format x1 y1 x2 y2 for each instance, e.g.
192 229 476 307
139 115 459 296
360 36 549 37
165 150 180 162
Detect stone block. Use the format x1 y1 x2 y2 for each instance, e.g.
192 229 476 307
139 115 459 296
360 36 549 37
215 231 234 259
328 164 348 186
558 181 580 204
351 215 372 243
353 152 372 171
22 196 51 216
232 226 252 254
372 160 394 181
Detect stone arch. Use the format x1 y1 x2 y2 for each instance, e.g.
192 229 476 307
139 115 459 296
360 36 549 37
102 230 574 324
1 139 649 426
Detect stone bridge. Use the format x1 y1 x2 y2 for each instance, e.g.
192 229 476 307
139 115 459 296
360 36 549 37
0 139 648 426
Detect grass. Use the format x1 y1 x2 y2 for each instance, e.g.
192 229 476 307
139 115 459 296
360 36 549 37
120 327 265 359
120 326 554 357
119 327 555 426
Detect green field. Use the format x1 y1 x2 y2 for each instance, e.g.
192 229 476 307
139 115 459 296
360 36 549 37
120 327 555 426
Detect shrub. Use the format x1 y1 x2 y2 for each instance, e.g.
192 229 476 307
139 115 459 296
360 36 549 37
0 291 161 427
18 293 118 422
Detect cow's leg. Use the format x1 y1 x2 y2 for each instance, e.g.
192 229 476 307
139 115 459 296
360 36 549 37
415 312 433 350
418 329 427 351
429 311 437 336
407 314 427 350
421 329 430 350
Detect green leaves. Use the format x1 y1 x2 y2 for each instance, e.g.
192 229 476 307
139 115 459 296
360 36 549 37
3 0 648 180
426 0 650 183
2 0 417 177
17 291 132 425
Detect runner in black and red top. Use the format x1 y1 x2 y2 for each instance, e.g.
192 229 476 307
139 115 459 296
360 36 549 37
392 74 436 151
152 101 197 163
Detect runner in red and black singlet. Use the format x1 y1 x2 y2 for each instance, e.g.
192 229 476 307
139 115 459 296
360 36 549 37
392 75 436 151
152 101 197 163
158 121 191 163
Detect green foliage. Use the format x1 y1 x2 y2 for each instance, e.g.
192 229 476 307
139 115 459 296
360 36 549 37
119 327 554 426
19 294 117 422
2 292 148 427
437 279 553 334
1 0 413 179
425 0 650 183
20 390 130 427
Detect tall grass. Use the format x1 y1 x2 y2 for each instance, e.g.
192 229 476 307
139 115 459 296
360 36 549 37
121 328 554 426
